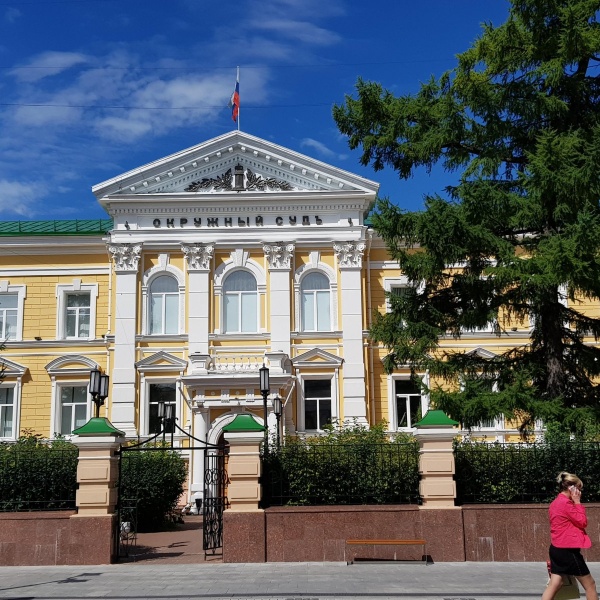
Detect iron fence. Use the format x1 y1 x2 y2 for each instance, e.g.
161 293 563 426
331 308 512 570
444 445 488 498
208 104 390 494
454 440 600 504
262 442 420 506
0 444 78 511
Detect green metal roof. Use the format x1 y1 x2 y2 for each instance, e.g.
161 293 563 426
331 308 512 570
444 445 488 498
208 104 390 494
0 219 113 237
414 409 459 428
72 417 125 436
222 414 265 432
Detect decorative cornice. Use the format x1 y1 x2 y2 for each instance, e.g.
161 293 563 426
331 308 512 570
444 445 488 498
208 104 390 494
263 242 295 270
181 243 214 271
108 243 142 272
333 241 366 269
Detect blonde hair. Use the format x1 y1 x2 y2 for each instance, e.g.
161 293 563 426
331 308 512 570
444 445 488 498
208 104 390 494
557 471 583 491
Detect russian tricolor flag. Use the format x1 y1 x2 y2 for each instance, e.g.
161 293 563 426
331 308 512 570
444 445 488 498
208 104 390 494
229 75 239 123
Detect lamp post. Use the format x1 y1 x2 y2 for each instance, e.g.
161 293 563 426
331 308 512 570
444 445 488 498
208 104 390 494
158 400 175 445
259 364 270 452
89 368 109 418
273 396 282 448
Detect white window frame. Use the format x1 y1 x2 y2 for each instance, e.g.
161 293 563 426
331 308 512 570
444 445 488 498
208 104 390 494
222 269 259 334
0 385 18 440
0 282 26 341
213 251 266 335
52 380 91 437
148 275 180 335
56 281 98 340
297 373 338 432
388 372 430 432
299 271 332 332
141 255 185 336
139 377 183 438
294 260 338 332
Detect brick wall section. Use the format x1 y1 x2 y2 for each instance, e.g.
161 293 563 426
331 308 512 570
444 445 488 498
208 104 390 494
0 512 115 566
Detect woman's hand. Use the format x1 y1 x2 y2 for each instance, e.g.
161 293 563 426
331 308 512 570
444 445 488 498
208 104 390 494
569 485 582 504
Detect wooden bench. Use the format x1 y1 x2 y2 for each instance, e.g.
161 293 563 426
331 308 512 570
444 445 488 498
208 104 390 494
345 539 431 565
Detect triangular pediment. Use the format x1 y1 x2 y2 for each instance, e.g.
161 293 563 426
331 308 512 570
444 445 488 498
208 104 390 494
291 348 344 368
135 351 188 372
466 347 497 359
0 357 28 377
92 130 379 200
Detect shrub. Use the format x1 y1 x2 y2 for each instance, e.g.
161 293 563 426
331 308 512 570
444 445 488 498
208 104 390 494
263 421 420 506
0 433 78 511
119 446 188 531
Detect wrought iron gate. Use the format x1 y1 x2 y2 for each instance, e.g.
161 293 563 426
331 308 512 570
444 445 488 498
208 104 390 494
115 424 228 561
202 447 228 554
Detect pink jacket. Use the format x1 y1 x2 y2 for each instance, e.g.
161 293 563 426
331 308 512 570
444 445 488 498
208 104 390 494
549 492 592 549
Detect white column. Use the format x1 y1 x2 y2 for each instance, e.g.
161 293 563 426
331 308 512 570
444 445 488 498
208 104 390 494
190 404 209 508
107 243 141 437
182 244 213 355
263 242 294 356
334 241 368 425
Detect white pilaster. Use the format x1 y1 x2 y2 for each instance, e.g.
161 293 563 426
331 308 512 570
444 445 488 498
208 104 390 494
190 404 209 502
263 242 294 356
182 243 213 355
107 243 141 437
334 241 368 425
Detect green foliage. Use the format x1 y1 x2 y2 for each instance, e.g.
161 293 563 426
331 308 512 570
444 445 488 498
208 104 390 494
454 438 600 503
120 445 188 531
0 433 78 511
263 421 420 506
333 0 600 432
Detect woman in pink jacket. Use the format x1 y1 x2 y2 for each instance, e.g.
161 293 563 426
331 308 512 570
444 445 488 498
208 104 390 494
542 472 598 600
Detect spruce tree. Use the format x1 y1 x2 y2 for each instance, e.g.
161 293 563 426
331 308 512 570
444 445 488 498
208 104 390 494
333 0 600 434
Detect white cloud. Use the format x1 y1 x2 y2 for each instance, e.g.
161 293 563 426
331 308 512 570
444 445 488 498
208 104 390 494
301 138 347 160
0 180 47 217
251 19 340 45
10 51 89 83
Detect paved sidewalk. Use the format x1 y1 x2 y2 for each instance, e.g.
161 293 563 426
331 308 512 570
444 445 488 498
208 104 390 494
0 561 598 600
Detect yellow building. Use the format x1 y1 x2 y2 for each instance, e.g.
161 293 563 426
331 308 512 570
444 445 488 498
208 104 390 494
0 130 540 503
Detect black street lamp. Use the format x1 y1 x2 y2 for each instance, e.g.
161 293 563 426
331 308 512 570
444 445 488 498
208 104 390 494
89 368 109 418
259 364 270 451
158 400 175 445
273 396 282 448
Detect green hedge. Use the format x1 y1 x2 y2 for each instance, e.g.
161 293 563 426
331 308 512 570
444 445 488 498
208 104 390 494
119 446 188 531
454 437 600 503
0 435 78 511
263 422 420 506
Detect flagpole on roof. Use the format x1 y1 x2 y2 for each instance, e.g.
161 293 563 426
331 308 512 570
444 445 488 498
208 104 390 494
237 66 240 132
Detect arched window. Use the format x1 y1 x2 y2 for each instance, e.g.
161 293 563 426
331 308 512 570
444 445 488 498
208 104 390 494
301 272 331 331
223 270 258 333
149 275 179 334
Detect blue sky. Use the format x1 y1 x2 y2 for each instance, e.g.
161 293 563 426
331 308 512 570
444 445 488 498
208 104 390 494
0 0 511 221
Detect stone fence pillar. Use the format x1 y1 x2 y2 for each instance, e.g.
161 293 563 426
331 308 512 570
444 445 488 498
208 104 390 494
70 417 125 563
413 410 460 509
222 414 266 562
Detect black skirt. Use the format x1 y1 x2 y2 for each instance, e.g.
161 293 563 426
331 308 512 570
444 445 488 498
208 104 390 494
549 544 590 576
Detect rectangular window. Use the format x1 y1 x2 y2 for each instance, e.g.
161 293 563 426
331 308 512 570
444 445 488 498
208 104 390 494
0 294 18 340
301 290 331 331
60 385 88 435
65 292 91 338
304 379 331 430
395 380 422 429
0 387 15 438
148 383 176 434
240 293 257 332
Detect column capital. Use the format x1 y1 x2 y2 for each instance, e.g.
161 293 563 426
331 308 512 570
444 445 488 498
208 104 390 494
263 242 295 270
107 243 142 272
334 240 366 269
182 243 214 271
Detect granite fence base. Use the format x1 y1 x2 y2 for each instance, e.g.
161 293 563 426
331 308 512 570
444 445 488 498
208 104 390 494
0 512 116 566
224 504 600 563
